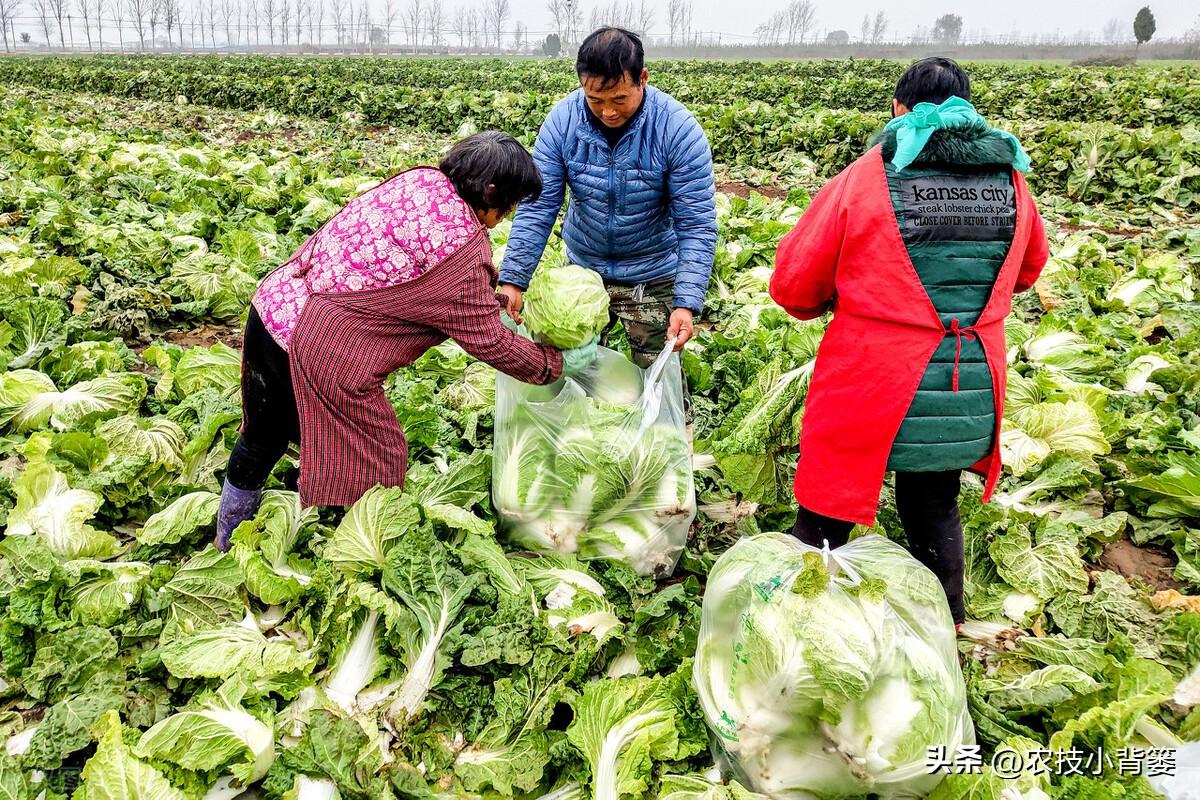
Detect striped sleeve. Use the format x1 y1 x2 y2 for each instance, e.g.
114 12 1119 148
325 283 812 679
432 247 564 385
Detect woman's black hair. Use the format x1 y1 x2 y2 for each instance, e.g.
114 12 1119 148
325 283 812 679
576 27 644 88
894 57 971 108
439 131 542 213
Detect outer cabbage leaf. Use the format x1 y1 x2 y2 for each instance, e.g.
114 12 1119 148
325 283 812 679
135 703 275 784
231 490 319 604
382 527 479 725
566 666 705 800
76 711 188 800
324 485 418 577
137 491 221 546
5 461 116 559
9 372 147 432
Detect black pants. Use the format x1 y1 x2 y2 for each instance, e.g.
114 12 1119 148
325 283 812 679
226 308 300 491
791 470 965 624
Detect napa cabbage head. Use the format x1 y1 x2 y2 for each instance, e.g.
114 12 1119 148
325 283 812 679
523 263 610 349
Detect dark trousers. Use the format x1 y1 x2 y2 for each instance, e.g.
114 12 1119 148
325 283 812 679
226 308 300 491
791 470 966 624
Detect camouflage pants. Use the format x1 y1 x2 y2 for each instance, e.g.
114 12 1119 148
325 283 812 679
602 278 675 369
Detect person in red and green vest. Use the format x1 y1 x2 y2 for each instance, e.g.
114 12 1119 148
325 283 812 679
769 58 1050 628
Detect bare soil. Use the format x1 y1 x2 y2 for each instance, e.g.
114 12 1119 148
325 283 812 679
164 323 244 350
1097 538 1183 592
717 181 788 200
234 126 301 144
1056 221 1150 238
131 323 244 354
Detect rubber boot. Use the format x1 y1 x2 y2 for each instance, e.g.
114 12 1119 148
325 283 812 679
215 480 262 552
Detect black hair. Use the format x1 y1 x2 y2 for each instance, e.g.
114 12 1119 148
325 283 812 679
894 57 970 108
575 27 644 88
438 131 542 213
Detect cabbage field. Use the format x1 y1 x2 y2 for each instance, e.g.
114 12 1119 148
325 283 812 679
0 57 1198 799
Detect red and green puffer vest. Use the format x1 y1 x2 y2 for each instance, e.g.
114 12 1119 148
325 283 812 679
876 123 1024 472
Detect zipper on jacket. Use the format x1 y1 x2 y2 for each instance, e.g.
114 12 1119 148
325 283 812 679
607 151 616 261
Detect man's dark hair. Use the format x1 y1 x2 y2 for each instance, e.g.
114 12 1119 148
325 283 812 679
576 27 644 88
439 131 542 212
894 57 970 108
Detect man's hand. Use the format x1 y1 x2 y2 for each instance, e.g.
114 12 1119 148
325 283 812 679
667 308 695 350
497 284 524 325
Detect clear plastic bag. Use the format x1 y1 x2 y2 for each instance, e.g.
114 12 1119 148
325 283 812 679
693 533 973 799
493 341 695 578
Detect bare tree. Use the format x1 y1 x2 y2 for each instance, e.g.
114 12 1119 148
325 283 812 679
783 0 816 45
667 0 687 45
0 0 21 51
94 0 107 49
679 0 693 46
312 0 325 45
76 0 93 49
127 0 148 47
295 0 310 47
280 0 292 44
113 0 125 49
1100 17 1122 44
47 0 67 48
635 0 652 37
425 0 443 46
511 17 524 50
262 0 276 43
244 0 256 45
451 4 467 47
186 0 198 46
328 0 346 44
147 0 160 45
469 5 480 50
219 0 233 44
485 0 507 50
590 1 638 31
546 0 565 44
354 0 367 52
399 0 417 46
755 10 784 45
172 0 182 47
33 0 53 47
870 10 887 44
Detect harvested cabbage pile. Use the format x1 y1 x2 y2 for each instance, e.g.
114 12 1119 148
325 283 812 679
494 347 695 577
694 533 972 799
523 263 611 348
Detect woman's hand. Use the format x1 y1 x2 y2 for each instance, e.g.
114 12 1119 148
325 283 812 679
667 308 695 350
497 284 524 325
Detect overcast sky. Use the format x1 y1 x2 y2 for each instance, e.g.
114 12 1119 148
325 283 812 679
6 0 1195 46
516 0 1196 41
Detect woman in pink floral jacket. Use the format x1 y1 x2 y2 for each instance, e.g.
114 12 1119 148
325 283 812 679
216 132 598 550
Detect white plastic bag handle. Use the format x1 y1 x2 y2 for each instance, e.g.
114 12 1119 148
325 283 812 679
637 337 678 430
821 539 863 587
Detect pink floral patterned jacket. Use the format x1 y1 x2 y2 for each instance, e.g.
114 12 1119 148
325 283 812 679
252 167 482 350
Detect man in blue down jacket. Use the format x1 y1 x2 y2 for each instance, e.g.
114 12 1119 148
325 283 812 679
498 27 718 367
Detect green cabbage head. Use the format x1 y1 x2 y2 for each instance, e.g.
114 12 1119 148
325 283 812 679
523 264 610 349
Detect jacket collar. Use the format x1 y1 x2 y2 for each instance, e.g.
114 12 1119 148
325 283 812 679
873 123 1022 168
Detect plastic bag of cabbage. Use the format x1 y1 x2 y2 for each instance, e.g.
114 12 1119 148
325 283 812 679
493 342 695 578
694 533 972 799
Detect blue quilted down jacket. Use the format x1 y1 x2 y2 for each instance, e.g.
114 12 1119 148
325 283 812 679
499 86 718 313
